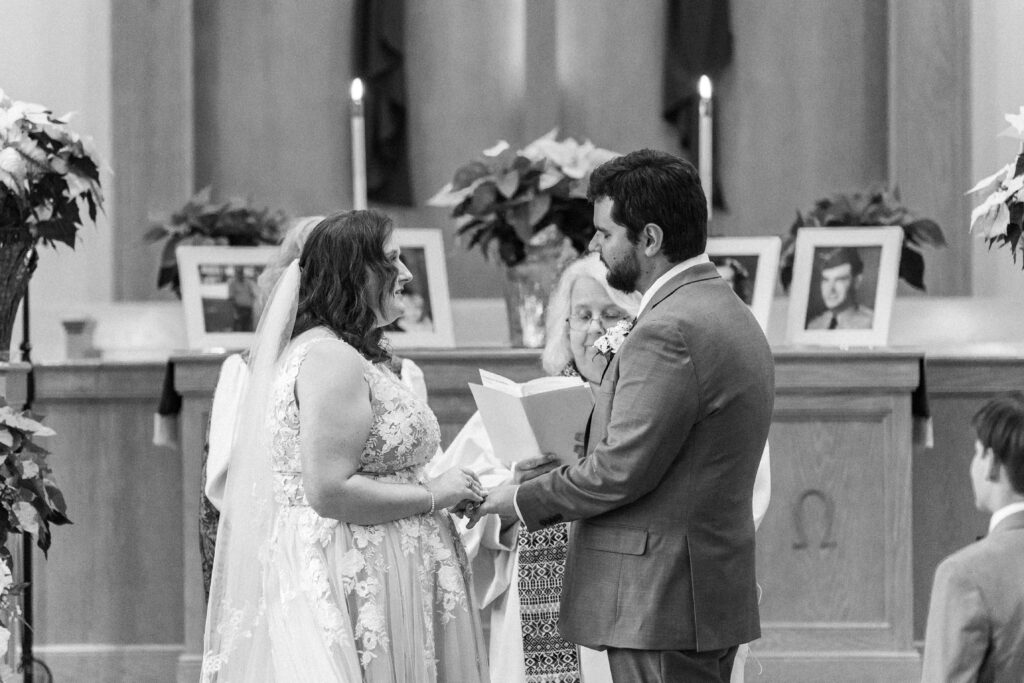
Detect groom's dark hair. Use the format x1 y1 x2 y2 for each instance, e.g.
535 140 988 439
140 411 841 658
292 209 397 362
587 149 707 262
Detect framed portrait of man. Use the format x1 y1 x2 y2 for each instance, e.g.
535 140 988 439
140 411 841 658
177 245 278 350
385 228 456 349
706 236 781 331
785 227 903 347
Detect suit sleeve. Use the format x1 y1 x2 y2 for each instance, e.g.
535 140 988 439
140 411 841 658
920 556 989 683
517 316 699 529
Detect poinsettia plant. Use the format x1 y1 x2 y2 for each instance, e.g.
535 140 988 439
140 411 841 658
0 399 69 672
429 130 619 267
144 186 287 296
780 186 946 291
0 88 105 248
0 400 70 559
968 106 1024 266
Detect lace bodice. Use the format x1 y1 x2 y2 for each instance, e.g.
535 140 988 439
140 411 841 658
270 338 441 506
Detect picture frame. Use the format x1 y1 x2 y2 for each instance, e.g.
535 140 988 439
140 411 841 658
387 228 456 349
785 227 903 347
706 236 781 331
177 245 278 351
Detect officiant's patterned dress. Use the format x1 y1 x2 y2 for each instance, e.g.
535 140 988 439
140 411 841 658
254 339 488 681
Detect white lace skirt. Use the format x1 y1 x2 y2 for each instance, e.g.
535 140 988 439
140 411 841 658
263 505 489 682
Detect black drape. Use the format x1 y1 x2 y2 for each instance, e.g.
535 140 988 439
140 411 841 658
662 0 733 210
354 0 413 206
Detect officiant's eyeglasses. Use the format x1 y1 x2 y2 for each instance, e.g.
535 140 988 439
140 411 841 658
567 310 630 330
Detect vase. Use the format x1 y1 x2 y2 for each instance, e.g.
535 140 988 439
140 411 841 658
0 238 36 364
502 239 573 348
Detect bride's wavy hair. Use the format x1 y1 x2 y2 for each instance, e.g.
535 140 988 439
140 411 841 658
292 209 398 362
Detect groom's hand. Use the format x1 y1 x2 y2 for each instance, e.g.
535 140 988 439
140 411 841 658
466 484 518 529
513 455 558 484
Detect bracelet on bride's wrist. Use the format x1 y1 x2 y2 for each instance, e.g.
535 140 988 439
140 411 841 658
422 484 436 515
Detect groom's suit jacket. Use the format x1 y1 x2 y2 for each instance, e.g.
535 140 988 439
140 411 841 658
921 509 1024 682
517 262 775 652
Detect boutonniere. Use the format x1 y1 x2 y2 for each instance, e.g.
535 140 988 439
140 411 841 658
593 318 634 358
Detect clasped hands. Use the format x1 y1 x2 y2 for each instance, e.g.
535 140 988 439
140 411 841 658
444 454 560 528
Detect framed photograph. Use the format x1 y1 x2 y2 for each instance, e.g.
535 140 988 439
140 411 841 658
177 245 277 350
386 228 456 349
706 236 781 331
785 227 903 347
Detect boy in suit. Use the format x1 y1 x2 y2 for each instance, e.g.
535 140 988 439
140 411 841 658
921 392 1024 682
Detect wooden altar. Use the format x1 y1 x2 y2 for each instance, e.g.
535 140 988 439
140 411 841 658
172 347 923 682
10 347 1024 681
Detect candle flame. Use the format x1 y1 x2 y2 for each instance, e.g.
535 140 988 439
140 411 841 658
698 75 712 99
350 78 364 102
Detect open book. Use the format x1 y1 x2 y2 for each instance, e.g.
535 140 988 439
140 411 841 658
468 369 595 468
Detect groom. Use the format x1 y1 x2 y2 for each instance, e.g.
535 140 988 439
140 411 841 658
474 149 775 682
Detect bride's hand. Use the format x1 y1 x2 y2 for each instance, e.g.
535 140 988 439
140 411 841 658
427 467 484 510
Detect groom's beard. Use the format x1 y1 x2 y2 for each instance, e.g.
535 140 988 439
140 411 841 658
605 249 641 293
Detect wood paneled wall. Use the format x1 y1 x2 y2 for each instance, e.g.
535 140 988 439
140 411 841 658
889 1 973 296
28 363 183 681
110 0 193 301
110 0 973 302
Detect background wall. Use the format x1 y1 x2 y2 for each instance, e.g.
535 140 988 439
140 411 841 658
2 0 1023 361
971 0 1024 299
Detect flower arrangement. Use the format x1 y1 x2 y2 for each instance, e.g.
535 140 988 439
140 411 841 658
779 185 946 291
428 130 619 267
0 89 105 248
0 399 70 665
144 186 287 296
0 89 106 361
968 106 1024 265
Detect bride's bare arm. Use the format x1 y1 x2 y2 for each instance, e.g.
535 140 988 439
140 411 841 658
297 340 481 525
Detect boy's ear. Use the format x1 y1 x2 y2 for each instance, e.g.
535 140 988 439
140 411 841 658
986 447 1001 482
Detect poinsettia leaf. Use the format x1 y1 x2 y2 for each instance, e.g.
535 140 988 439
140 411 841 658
509 202 534 244
44 483 68 518
469 183 497 217
906 219 947 247
495 170 519 199
528 193 552 227
899 245 925 290
33 219 77 248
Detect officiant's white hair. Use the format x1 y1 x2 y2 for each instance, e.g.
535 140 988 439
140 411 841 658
254 215 324 315
541 252 641 375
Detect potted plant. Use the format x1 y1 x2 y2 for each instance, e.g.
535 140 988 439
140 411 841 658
0 89 105 362
145 186 287 296
780 185 946 291
968 106 1024 265
0 399 70 674
429 129 618 346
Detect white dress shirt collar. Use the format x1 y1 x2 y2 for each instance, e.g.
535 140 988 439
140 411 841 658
989 500 1024 533
637 253 711 317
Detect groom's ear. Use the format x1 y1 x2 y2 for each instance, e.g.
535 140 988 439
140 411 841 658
641 223 664 257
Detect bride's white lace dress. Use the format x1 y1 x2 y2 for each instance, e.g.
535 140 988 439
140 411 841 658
209 337 489 681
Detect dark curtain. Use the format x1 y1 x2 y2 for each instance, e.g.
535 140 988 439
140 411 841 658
662 0 733 210
354 0 413 206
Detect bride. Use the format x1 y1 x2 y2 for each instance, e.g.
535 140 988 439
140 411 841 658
202 210 489 681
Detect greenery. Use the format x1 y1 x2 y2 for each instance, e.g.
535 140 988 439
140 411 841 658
0 398 70 666
780 186 946 291
429 130 618 267
0 400 69 558
0 89 105 248
145 186 287 295
968 106 1024 266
